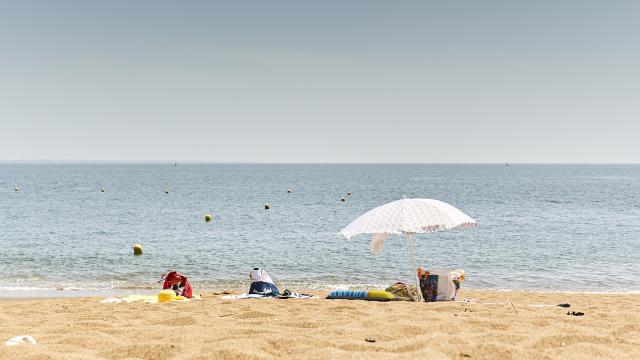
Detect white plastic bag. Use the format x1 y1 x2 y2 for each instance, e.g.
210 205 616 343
5 335 36 346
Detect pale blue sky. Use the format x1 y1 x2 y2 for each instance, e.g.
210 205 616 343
1 1 639 162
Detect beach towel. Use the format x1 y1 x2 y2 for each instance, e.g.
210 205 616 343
99 294 200 304
222 291 317 300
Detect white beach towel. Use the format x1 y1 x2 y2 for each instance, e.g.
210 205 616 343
222 293 317 300
99 295 201 304
222 293 268 300
99 297 123 304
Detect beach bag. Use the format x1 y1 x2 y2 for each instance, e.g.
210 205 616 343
248 268 280 296
419 269 465 301
159 271 193 298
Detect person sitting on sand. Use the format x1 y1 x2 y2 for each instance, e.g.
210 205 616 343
159 271 193 298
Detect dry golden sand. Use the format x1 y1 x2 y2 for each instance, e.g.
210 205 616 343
1 290 639 359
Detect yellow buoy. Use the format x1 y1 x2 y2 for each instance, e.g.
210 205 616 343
133 244 143 255
158 289 177 303
264 204 270 210
205 214 212 222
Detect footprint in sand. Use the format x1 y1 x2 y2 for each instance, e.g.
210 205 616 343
153 316 196 326
233 311 275 320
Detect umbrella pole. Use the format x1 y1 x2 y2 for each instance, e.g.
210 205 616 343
406 233 423 302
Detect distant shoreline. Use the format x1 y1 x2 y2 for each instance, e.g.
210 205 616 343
1 161 639 165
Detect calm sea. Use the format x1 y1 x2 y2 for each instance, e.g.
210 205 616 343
1 164 639 295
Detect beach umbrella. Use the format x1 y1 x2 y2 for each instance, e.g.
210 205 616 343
340 198 477 302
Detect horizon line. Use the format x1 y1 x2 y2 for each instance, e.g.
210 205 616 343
1 160 639 165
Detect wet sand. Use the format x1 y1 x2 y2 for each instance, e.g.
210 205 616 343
1 290 639 359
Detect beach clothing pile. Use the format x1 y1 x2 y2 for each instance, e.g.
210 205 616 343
160 271 193 298
385 282 419 301
418 269 465 302
222 268 316 299
326 269 466 302
248 268 280 296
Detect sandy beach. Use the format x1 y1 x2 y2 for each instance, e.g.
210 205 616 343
1 290 638 359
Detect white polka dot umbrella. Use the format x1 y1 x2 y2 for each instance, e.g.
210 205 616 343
340 198 477 302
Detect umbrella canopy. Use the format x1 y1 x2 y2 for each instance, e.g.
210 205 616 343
340 198 477 301
340 198 476 238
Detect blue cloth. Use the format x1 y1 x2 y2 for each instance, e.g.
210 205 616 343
249 281 280 296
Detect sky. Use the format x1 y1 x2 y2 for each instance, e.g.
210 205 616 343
1 0 639 163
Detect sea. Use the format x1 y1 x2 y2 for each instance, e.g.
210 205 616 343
1 163 639 297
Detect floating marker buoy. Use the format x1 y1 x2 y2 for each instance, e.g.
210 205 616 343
264 204 270 210
287 189 292 193
14 187 20 192
205 214 212 222
340 198 346 202
133 244 143 255
165 189 169 194
347 192 352 196
100 188 105 193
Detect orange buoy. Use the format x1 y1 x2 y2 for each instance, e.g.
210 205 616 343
133 244 143 255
